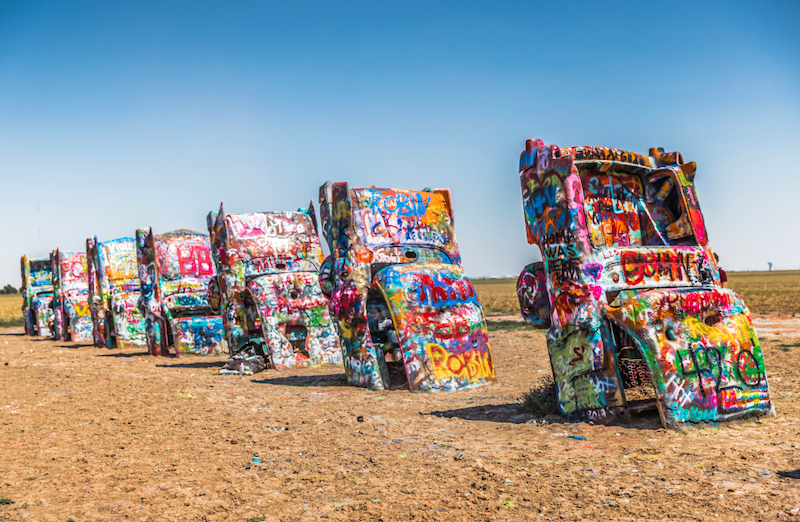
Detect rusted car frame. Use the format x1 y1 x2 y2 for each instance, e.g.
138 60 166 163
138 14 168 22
517 139 774 428
50 249 93 342
319 182 495 392
136 228 226 356
87 237 147 348
20 255 55 336
206 203 341 369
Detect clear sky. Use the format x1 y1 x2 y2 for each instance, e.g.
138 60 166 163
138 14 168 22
1 0 799 286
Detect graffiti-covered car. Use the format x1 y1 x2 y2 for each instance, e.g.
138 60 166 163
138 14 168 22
516 139 774 428
87 237 147 348
319 182 495 392
20 255 55 336
206 203 342 370
50 249 93 342
136 228 226 357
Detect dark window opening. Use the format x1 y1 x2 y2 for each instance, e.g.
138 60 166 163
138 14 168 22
610 323 657 409
285 324 309 359
367 289 408 389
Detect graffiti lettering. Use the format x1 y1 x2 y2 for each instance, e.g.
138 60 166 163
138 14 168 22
408 274 476 307
177 246 214 276
621 250 700 286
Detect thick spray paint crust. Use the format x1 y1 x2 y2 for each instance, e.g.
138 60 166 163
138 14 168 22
20 256 55 337
516 139 773 428
87 237 147 348
320 182 494 392
207 204 341 370
372 263 495 392
136 228 226 356
50 250 93 342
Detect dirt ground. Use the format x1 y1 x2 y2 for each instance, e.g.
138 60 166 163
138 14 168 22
0 326 798 522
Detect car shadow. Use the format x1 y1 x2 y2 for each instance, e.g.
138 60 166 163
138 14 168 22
425 403 663 430
54 343 95 349
778 469 800 480
156 361 224 369
253 373 350 388
98 351 150 358
427 403 528 424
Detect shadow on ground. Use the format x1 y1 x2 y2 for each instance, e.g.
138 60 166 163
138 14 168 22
156 361 224 369
98 351 150 358
427 403 525 424
426 403 663 429
53 343 95 349
253 373 350 388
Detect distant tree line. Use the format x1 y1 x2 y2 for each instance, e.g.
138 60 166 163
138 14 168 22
0 285 19 294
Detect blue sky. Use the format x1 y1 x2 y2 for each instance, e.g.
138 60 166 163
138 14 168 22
1 0 799 286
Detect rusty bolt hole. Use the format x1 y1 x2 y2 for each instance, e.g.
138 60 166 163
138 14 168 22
275 262 287 270
404 251 418 260
705 314 721 327
289 289 301 299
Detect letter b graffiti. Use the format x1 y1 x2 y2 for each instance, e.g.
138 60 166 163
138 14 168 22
178 246 214 276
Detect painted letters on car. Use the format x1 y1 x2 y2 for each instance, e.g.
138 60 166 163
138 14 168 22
136 228 226 356
516 139 774 428
87 237 147 348
207 203 341 370
50 249 93 342
20 255 55 337
319 182 495 392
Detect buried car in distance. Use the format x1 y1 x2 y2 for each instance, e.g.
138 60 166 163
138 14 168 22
136 228 226 357
516 139 774 429
319 182 495 392
206 203 341 370
20 255 55 336
87 237 147 348
50 249 93 342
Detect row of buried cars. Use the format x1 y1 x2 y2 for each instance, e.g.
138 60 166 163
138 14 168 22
18 142 776 429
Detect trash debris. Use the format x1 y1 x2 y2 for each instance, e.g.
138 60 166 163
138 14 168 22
357 416 364 422
177 393 196 399
568 435 586 441
219 342 267 376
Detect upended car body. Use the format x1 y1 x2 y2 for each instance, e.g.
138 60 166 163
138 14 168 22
136 228 226 356
20 255 55 336
319 182 495 392
49 249 93 342
206 203 342 370
87 237 147 348
516 139 774 429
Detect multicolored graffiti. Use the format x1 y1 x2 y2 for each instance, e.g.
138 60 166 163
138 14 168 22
207 203 341 370
87 237 147 348
516 139 773 428
319 182 494 392
20 255 55 336
49 250 93 342
136 228 226 357
607 288 771 427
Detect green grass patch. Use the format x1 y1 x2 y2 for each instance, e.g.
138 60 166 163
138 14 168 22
0 498 13 505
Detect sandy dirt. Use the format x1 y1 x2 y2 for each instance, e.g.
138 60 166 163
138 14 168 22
0 326 798 522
